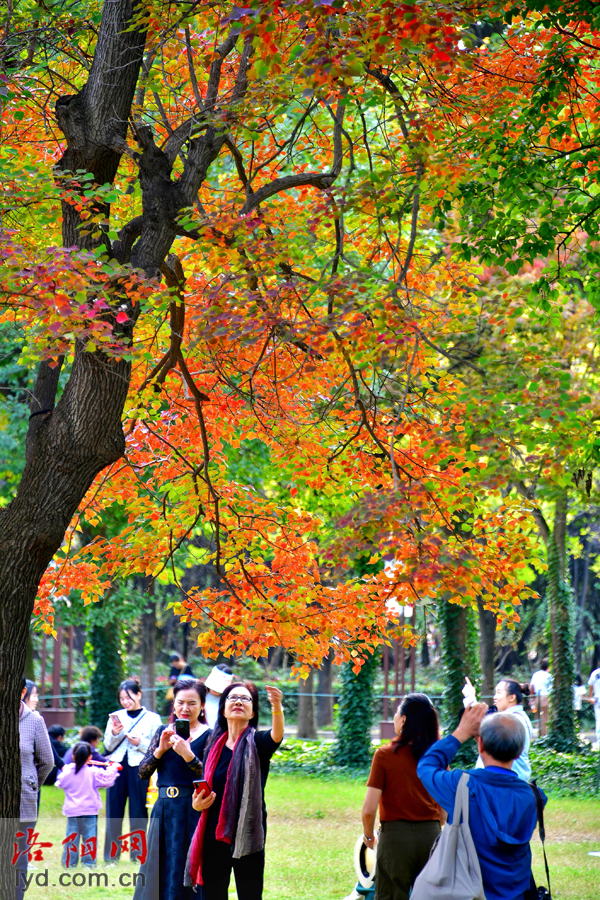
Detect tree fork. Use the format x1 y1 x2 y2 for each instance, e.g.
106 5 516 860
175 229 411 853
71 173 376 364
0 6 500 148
0 2 148 889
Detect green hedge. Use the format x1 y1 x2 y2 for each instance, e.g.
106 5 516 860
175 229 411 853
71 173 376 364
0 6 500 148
530 745 600 797
272 738 372 780
271 740 600 798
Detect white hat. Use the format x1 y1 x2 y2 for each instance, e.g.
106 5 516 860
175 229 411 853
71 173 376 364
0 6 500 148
205 666 234 694
353 834 377 889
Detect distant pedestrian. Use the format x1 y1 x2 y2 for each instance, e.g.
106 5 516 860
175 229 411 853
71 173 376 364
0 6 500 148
204 664 234 729
103 677 162 863
573 674 587 729
17 677 54 900
165 655 196 714
169 653 195 684
362 693 444 900
530 660 552 736
63 726 106 764
56 742 121 867
586 666 600 747
45 724 69 786
23 679 40 713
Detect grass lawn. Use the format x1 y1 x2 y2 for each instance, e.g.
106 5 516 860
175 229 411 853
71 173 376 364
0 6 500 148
22 777 600 899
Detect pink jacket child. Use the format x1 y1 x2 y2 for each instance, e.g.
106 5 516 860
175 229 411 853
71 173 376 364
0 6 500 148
56 741 121 867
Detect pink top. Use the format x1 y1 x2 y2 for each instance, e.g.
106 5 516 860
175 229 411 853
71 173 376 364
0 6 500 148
56 762 121 817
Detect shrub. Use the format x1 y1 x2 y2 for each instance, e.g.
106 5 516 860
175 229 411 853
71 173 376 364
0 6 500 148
272 738 372 779
530 743 600 796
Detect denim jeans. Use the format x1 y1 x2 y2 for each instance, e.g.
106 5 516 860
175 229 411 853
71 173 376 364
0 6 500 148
15 821 36 900
62 815 98 867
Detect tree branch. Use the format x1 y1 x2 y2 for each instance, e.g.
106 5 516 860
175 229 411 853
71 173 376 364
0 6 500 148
240 98 345 214
514 480 550 545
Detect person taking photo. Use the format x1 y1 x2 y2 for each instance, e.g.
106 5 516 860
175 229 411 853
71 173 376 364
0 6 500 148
103 677 162 863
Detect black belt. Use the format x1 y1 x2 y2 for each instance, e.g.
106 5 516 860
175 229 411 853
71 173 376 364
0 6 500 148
158 785 194 799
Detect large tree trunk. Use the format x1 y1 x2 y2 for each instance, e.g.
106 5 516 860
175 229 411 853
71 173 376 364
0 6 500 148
478 601 497 702
0 3 148 889
297 669 317 739
317 651 334 728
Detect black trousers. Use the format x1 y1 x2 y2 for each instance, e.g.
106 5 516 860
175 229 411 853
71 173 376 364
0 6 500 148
104 758 148 862
202 838 265 900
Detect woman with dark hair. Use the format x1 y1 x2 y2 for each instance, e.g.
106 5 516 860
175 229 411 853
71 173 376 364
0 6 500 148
362 693 444 900
103 677 162 863
185 681 284 900
23 679 39 712
133 678 211 900
473 678 533 782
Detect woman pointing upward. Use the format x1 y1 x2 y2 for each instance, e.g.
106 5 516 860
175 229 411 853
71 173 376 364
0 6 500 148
186 683 284 900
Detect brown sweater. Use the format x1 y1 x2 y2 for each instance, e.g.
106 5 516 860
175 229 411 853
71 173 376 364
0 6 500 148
367 742 442 822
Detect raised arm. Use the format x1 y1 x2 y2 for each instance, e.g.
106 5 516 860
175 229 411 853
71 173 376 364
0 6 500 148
417 702 487 816
103 714 125 753
265 685 285 743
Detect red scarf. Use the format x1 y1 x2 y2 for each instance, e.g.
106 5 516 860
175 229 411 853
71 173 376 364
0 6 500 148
186 729 243 886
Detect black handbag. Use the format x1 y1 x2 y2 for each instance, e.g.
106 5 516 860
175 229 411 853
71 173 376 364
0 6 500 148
524 781 551 900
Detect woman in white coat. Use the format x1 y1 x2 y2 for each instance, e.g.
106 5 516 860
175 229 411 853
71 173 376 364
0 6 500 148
103 677 162 863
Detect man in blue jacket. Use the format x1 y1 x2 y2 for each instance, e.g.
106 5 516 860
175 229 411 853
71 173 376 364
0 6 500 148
417 702 545 900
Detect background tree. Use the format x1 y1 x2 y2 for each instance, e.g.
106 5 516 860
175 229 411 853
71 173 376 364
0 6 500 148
87 596 125 729
297 670 317 740
332 650 379 769
439 600 480 762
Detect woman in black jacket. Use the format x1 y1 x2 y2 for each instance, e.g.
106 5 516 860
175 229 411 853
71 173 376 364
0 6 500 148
134 678 211 900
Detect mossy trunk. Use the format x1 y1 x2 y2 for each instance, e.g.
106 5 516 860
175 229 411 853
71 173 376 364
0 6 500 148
440 600 480 765
332 650 379 767
547 494 576 748
88 619 124 730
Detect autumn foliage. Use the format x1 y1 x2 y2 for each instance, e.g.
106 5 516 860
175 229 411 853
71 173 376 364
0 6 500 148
3 0 598 672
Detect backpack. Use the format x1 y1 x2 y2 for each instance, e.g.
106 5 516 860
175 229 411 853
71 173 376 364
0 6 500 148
410 772 486 900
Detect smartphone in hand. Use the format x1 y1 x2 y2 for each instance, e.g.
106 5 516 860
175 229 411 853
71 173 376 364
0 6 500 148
174 718 190 740
193 780 210 795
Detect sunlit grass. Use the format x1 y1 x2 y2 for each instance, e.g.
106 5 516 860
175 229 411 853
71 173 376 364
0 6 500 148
22 778 600 899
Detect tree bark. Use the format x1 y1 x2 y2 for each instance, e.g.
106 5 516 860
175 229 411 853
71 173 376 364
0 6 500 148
297 669 317 739
478 601 497 702
0 7 148 889
317 651 334 728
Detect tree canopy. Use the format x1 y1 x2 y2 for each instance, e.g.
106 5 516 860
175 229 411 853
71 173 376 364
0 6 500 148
1 0 599 678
